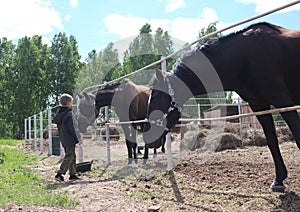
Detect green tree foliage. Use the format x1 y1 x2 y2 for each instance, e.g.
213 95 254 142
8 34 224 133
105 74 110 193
10 36 49 135
48 33 82 105
75 42 121 93
75 49 100 93
0 38 15 137
0 33 82 138
101 42 122 82
197 21 220 47
123 23 175 85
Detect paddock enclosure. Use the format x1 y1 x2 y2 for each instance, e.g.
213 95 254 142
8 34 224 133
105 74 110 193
24 97 293 164
20 1 300 211
24 0 300 176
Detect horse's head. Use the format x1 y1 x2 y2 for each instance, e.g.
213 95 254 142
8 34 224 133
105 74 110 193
143 69 182 147
77 92 96 133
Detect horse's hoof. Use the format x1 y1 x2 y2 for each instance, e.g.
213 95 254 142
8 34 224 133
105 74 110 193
133 162 138 168
270 182 285 193
128 158 133 165
153 154 157 163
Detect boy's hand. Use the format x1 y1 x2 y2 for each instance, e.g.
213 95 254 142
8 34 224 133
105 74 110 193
79 140 83 145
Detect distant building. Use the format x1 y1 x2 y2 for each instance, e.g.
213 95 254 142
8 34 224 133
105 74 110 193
203 104 261 128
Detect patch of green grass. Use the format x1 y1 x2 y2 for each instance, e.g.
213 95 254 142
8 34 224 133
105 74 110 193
0 139 24 146
0 146 78 208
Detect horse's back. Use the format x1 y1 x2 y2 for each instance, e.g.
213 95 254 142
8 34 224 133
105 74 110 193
250 24 300 104
219 23 300 104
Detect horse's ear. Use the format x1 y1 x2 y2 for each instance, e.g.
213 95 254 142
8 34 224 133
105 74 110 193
77 93 83 99
155 69 165 82
83 92 90 101
89 94 95 100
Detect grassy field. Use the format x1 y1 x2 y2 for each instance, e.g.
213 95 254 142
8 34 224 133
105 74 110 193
0 139 79 209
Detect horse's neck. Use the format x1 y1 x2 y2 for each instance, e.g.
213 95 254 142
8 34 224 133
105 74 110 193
175 44 243 100
171 52 214 105
97 91 114 107
111 85 137 118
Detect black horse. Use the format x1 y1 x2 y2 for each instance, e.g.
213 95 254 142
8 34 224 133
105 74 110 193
143 22 300 192
77 79 166 166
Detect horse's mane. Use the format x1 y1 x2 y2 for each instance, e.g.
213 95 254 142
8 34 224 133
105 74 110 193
222 22 282 40
101 79 131 90
199 22 283 49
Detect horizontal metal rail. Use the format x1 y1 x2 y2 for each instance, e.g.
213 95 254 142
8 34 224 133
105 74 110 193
105 105 300 126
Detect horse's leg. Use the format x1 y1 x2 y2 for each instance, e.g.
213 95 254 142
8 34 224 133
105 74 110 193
153 148 157 163
249 102 287 192
161 136 166 153
143 146 149 164
125 139 133 165
122 125 134 165
131 129 138 167
266 91 300 148
278 108 300 149
270 94 300 190
125 128 139 167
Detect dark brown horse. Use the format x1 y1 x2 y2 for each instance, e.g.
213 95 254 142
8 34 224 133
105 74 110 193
143 22 300 192
77 79 167 166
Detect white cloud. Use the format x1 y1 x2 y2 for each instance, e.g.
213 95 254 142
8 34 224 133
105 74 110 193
0 0 63 40
169 7 219 42
162 0 186 13
70 0 79 8
103 13 170 39
235 0 300 13
102 8 220 44
65 15 71 21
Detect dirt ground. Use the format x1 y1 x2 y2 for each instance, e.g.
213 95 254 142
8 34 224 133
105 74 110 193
3 125 300 212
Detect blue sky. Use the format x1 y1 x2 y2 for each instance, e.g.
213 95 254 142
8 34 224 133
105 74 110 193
1 0 300 60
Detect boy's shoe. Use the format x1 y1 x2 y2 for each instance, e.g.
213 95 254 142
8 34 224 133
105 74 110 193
69 175 81 181
55 173 64 182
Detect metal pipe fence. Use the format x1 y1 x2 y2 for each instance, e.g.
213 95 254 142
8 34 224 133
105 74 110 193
24 1 300 169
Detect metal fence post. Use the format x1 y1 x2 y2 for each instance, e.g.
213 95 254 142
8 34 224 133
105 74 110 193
197 103 201 125
48 108 52 156
39 111 44 154
237 98 243 142
161 56 167 74
78 144 83 163
33 114 37 151
28 117 31 144
166 132 172 171
24 118 27 141
105 106 111 164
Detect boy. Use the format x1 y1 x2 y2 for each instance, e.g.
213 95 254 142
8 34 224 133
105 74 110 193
54 93 82 182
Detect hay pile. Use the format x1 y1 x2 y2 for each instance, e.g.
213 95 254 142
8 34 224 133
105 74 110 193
180 124 294 153
180 127 242 153
98 125 120 141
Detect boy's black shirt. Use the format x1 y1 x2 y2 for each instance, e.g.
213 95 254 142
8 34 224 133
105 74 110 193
54 106 81 147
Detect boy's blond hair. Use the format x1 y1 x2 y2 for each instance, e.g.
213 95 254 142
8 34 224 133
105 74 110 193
60 93 73 106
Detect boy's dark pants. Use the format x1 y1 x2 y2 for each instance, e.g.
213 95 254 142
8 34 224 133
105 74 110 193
58 146 76 176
